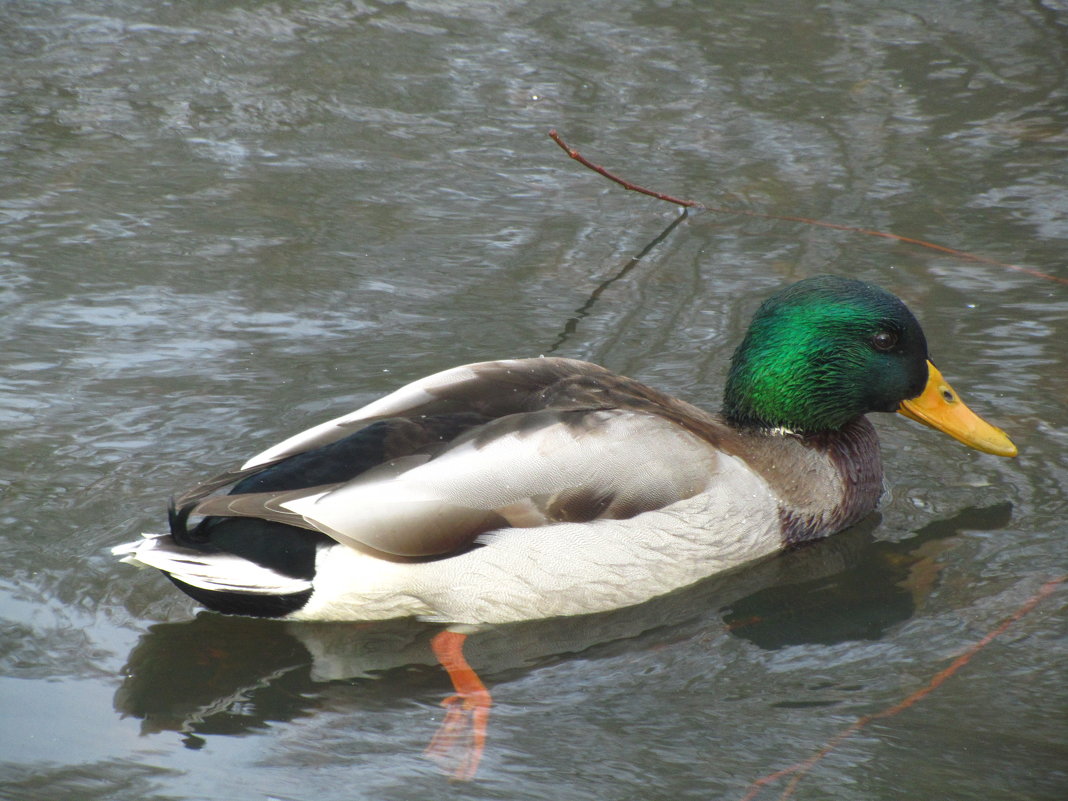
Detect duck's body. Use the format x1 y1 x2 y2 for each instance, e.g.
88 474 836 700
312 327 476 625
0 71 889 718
115 276 1016 625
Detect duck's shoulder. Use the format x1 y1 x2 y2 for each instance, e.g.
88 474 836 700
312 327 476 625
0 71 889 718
503 361 888 534
523 358 742 447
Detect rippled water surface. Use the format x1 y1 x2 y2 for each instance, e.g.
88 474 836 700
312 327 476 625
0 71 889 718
2 1 1067 799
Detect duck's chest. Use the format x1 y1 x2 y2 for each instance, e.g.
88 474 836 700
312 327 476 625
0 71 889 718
733 418 884 547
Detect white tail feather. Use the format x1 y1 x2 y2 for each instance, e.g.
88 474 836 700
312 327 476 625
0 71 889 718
112 534 312 595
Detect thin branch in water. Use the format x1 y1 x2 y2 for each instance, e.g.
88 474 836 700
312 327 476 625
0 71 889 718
549 130 1068 287
549 129 702 208
546 209 689 354
739 575 1066 801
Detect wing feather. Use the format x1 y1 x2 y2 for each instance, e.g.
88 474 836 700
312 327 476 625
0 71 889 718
279 408 721 556
240 358 623 470
243 361 513 469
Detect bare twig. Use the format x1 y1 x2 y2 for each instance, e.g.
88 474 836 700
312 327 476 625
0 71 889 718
549 130 702 208
549 130 1068 287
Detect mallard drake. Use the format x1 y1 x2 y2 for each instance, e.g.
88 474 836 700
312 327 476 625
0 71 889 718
115 275 1016 626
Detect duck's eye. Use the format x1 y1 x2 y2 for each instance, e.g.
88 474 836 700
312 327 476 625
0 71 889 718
872 330 898 351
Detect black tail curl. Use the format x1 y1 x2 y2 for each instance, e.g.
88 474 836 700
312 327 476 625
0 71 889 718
167 497 191 539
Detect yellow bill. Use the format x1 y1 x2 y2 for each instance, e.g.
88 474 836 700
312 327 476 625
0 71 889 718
898 361 1017 457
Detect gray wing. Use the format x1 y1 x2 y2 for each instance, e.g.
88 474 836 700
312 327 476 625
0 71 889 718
183 358 726 557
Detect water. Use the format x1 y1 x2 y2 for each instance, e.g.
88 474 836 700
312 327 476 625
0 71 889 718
2 1 1066 799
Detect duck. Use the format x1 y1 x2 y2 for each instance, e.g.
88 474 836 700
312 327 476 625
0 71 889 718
114 275 1017 627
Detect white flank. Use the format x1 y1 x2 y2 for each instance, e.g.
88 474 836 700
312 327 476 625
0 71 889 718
290 452 783 625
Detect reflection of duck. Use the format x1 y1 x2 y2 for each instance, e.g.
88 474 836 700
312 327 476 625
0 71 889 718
114 503 1011 772
114 276 1016 776
724 503 1014 649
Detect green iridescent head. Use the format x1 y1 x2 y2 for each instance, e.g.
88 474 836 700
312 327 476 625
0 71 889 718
722 275 930 433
